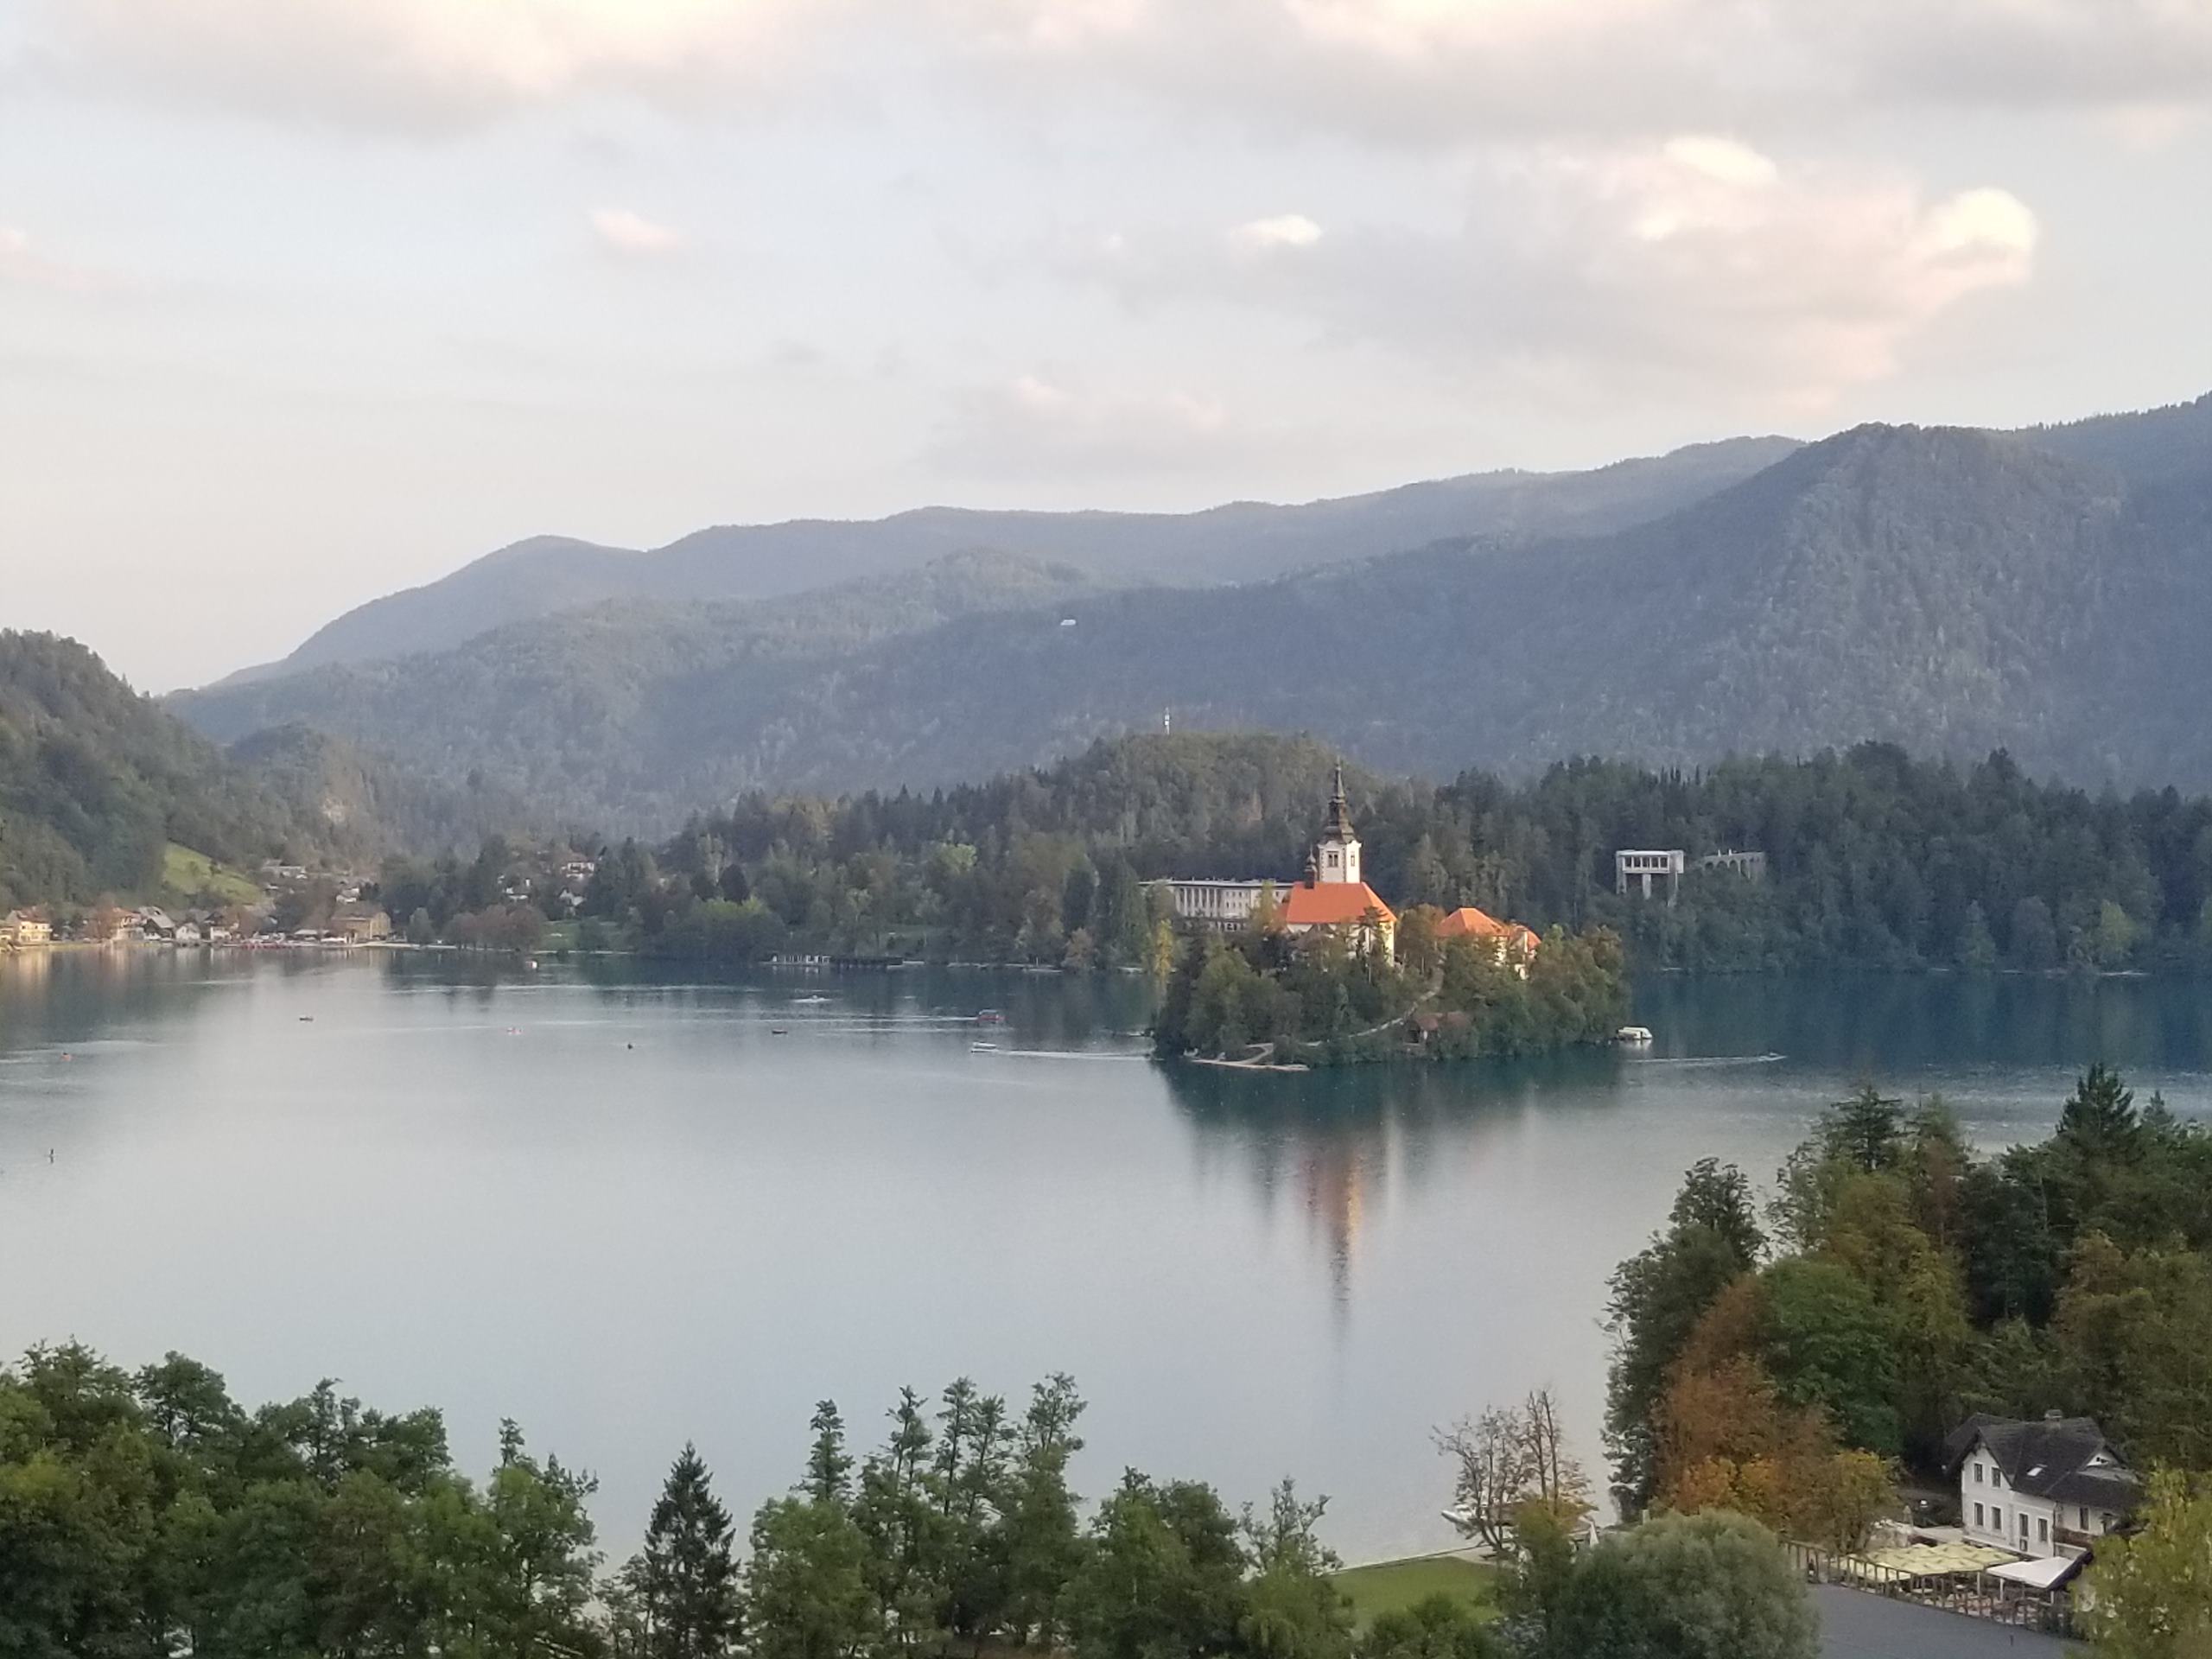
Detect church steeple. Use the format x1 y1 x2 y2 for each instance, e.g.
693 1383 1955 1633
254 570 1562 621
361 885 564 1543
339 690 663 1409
1323 761 1354 842
1313 760 1361 886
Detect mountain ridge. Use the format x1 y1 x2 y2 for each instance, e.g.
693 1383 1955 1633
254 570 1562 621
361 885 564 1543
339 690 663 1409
166 408 2212 833
233 435 1802 681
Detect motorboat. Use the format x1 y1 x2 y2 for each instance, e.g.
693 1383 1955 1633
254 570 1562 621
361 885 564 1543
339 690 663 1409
1616 1025 1655 1045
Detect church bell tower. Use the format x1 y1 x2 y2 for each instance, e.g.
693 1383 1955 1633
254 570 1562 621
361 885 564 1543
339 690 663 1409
1313 763 1361 887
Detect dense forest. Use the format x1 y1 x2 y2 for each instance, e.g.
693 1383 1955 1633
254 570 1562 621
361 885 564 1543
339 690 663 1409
374 734 2212 976
0 632 318 912
1605 1069 2212 1548
0 1341 1845 1659
1151 917 1626 1065
174 402 2212 827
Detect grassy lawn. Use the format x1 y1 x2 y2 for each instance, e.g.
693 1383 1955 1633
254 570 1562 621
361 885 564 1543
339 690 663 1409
1332 1554 1497 1626
161 843 263 906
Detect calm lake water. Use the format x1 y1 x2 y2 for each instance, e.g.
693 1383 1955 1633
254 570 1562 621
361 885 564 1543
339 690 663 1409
5 951 2212 1562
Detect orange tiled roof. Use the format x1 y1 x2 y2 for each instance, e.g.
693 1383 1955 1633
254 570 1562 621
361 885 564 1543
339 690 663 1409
1437 907 1539 951
1281 881 1397 928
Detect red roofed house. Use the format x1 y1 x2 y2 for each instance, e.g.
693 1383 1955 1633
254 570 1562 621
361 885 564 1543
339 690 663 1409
1435 906 1540 973
1280 767 1396 959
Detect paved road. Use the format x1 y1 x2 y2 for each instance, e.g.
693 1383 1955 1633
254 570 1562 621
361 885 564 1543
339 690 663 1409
1816 1586 2075 1659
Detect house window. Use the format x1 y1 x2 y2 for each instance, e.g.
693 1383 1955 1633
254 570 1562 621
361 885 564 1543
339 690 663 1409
1992 1507 2004 1534
2038 1517 2049 1543
1974 1464 1985 1484
1974 1503 1985 1528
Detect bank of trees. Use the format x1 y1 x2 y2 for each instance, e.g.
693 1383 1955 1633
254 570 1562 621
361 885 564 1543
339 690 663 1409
3 1344 1828 1659
1151 913 1624 1065
1604 1068 2212 1551
365 733 2212 971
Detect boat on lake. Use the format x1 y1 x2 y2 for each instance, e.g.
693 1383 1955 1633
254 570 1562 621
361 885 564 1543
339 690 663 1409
1616 1025 1655 1045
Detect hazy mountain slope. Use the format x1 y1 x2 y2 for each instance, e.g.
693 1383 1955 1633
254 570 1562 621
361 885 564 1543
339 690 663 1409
2016 391 2212 486
227 725 541 861
0 632 334 907
174 550 1103 827
168 423 2212 832
247 436 1800 677
773 426 2183 791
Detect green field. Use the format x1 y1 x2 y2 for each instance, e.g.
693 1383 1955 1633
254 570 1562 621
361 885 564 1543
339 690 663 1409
1331 1554 1496 1626
161 843 264 906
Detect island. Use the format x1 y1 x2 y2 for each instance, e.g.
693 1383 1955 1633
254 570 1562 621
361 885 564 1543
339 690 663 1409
1150 767 1627 1065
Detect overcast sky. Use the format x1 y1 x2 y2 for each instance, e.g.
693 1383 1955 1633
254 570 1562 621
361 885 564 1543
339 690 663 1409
4 0 2210 691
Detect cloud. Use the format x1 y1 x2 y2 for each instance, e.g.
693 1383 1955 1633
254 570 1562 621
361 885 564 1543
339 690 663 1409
591 207 685 257
929 372 1272 479
29 0 2212 137
1070 140 2038 410
38 0 817 130
955 0 2212 143
0 225 124 294
1231 213 1324 251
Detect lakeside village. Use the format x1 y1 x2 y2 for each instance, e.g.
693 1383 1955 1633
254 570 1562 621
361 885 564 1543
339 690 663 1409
0 770 1640 1067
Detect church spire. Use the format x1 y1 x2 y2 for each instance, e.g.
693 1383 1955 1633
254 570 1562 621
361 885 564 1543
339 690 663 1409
1324 760 1355 842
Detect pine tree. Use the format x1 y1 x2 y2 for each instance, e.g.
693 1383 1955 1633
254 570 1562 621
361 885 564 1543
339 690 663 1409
805 1402 853 1507
644 1442 741 1659
2058 1063 2141 1162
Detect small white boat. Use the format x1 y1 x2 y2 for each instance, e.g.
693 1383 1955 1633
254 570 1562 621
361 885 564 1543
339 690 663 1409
1616 1025 1655 1045
970 1040 1000 1052
791 995 831 1006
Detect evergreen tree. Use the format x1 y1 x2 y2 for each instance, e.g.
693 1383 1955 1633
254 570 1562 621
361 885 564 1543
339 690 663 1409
805 1402 854 1507
643 1442 741 1659
2059 1063 2142 1162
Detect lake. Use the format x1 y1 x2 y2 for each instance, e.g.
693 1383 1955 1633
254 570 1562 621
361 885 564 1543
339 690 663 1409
4 950 2211 1563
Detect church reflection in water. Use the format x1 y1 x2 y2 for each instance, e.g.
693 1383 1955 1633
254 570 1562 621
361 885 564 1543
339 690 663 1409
1159 1048 1624 1313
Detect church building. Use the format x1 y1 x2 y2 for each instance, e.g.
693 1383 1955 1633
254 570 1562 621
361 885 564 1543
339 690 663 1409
1153 766 1397 958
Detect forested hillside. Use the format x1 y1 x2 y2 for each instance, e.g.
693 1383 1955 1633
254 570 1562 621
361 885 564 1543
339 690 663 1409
234 436 1796 677
494 733 2212 975
0 633 322 910
177 419 2212 830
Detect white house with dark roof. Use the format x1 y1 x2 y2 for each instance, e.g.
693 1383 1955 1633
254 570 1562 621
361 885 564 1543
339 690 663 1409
1946 1412 2141 1560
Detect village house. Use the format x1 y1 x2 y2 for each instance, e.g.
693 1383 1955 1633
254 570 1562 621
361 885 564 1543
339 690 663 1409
331 906 393 945
1153 766 1397 958
1947 1412 2141 1560
1435 906 1540 970
0 911 54 948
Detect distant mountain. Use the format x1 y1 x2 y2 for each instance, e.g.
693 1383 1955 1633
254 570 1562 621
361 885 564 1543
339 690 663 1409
175 549 1104 828
227 436 1801 680
168 414 2212 832
2017 390 2212 486
0 632 327 909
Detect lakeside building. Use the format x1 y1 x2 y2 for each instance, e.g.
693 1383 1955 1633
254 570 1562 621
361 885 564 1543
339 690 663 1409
1948 1412 2141 1561
0 912 53 948
1154 766 1398 958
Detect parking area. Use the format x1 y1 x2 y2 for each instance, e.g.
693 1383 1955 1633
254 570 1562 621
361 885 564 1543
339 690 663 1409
1816 1586 2074 1659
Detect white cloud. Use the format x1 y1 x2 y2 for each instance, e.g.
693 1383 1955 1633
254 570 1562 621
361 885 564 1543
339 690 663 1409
1069 141 2039 411
29 0 2212 137
591 207 685 257
39 0 817 130
0 225 121 294
1231 213 1324 251
930 372 1262 479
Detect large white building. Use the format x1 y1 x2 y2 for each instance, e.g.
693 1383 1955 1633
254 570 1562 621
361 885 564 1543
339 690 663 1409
1947 1413 2140 1560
